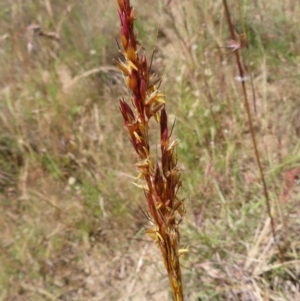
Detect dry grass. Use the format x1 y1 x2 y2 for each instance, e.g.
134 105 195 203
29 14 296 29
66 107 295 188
0 0 300 300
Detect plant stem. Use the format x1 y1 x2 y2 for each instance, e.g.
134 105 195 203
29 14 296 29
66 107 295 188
222 0 284 258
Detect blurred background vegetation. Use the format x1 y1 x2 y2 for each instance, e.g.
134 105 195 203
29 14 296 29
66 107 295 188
0 0 300 300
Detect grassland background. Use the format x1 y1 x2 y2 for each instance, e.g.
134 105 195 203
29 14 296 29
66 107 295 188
0 0 300 300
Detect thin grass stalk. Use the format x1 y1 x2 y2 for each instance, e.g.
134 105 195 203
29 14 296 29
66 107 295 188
222 0 284 258
115 1 185 300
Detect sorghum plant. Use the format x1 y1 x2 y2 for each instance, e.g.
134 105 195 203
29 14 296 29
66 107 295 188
115 0 186 300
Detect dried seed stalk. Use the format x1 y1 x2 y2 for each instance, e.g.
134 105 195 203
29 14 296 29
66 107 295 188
115 1 185 300
222 0 285 259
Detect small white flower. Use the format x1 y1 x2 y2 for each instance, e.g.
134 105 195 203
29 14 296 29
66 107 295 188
68 177 76 186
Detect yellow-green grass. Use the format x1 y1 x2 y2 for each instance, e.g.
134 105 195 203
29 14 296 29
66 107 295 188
0 0 300 300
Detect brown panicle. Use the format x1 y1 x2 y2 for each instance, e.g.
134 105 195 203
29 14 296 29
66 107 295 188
115 1 186 300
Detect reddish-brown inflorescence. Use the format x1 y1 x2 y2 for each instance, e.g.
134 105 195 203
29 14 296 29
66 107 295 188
115 0 186 300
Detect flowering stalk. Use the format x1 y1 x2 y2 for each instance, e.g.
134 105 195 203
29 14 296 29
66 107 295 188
115 0 186 300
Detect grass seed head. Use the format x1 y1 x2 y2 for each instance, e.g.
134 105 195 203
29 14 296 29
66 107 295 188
116 0 185 299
